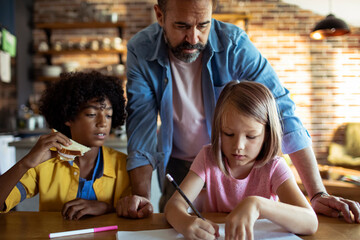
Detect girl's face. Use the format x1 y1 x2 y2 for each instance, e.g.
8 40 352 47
65 98 113 148
221 105 265 176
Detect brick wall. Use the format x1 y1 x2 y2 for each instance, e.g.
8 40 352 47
226 0 360 164
32 0 360 164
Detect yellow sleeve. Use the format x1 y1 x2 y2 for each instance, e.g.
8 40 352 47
2 186 21 213
1 168 39 213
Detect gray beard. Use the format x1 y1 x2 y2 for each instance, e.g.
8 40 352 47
171 46 202 63
164 33 206 63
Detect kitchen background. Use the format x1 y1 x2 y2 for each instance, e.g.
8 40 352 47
0 0 359 185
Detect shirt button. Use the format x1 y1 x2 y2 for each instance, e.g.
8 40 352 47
164 78 168 84
74 172 78 176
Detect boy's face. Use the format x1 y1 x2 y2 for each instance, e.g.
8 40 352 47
65 98 113 147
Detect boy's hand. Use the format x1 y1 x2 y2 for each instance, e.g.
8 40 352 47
116 195 153 218
62 199 113 220
225 196 260 240
23 132 71 169
180 216 219 240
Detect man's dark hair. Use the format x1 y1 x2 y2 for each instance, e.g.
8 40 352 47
157 0 217 15
39 71 126 138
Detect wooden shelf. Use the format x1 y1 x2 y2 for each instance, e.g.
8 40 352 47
36 74 126 82
213 13 251 21
213 13 251 32
36 48 126 55
34 21 125 29
34 20 126 67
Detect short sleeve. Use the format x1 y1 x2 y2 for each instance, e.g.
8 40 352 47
190 146 208 181
2 186 21 213
270 157 294 194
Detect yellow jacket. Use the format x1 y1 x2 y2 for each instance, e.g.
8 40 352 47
3 146 130 212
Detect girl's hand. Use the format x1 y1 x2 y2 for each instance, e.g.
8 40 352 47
181 216 219 240
225 196 260 240
62 199 114 220
22 132 71 169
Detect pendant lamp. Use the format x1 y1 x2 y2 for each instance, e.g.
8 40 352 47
310 1 350 40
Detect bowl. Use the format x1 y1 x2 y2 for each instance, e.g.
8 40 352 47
62 61 80 73
42 65 62 77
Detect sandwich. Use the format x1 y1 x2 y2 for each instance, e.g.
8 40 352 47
52 129 91 161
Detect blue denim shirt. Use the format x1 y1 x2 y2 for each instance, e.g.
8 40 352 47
126 19 312 186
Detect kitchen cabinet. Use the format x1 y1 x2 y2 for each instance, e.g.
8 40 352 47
33 21 126 82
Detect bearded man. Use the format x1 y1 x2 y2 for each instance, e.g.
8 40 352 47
116 0 360 224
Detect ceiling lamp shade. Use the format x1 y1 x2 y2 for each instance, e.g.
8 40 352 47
310 14 351 40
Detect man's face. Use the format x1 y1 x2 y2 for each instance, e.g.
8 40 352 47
155 0 212 63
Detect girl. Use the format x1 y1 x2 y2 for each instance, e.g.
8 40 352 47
165 81 318 239
0 71 131 220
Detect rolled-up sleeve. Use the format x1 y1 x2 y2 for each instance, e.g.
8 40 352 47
282 128 312 154
125 42 159 171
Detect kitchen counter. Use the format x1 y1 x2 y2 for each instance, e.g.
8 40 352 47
8 134 127 152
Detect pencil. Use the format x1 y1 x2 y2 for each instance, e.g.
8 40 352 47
166 173 205 220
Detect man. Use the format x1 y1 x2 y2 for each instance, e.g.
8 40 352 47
117 0 360 223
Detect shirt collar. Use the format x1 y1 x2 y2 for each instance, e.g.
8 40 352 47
102 146 117 178
53 148 114 178
147 25 169 67
208 18 223 53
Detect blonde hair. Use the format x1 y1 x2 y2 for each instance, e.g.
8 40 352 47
211 81 283 175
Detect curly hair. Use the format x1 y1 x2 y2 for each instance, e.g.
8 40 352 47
39 71 126 138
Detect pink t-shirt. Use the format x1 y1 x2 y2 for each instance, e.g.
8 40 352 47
170 51 210 161
190 145 294 212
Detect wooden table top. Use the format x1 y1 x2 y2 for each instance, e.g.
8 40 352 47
0 212 358 239
290 165 360 202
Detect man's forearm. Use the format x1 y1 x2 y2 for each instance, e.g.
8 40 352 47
129 164 154 199
289 146 326 198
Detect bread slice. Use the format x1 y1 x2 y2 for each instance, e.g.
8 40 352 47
52 129 91 161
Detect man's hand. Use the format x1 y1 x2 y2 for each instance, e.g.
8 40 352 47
311 193 360 223
289 147 360 224
116 195 153 218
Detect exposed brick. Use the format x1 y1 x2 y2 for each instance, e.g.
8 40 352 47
31 0 360 164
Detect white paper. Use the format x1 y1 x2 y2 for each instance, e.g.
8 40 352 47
0 51 11 83
116 219 301 240
0 135 16 175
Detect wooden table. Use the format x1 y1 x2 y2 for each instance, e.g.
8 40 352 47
290 165 360 202
0 212 358 239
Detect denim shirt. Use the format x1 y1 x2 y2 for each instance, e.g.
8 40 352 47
126 19 312 187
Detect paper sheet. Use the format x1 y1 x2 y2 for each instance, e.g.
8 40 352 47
0 51 11 83
116 219 301 240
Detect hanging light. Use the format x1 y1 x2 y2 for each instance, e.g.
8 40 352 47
310 0 350 40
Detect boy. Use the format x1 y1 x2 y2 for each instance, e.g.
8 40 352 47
0 71 130 220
